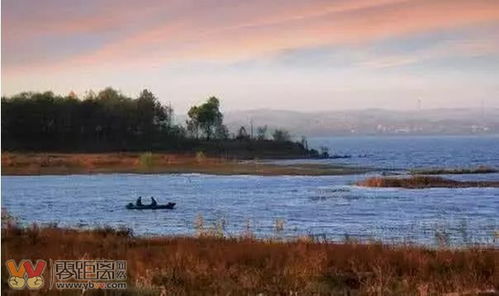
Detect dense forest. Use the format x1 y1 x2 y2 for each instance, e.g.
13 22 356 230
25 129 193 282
1 88 322 158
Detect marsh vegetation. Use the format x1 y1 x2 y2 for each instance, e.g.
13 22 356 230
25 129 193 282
2 222 497 295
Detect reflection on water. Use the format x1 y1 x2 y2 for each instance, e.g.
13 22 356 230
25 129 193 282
2 173 498 246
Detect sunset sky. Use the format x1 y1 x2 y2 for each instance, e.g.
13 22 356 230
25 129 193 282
2 0 499 112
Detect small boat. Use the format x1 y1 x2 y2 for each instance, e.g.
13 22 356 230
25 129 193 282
126 202 176 210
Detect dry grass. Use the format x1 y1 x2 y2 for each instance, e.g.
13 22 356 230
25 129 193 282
410 166 498 175
1 224 497 295
357 176 499 189
1 152 366 176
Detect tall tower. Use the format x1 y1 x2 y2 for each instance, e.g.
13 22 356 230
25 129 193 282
250 118 254 139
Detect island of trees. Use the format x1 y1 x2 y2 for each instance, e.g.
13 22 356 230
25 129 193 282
2 88 324 159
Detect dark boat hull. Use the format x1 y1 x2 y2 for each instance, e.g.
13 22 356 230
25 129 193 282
126 203 175 210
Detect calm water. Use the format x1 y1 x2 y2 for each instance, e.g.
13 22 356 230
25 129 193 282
2 136 499 246
308 135 499 169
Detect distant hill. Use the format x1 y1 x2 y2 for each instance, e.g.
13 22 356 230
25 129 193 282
179 108 499 137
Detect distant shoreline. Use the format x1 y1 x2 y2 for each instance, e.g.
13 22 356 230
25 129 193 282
1 152 369 176
307 134 499 138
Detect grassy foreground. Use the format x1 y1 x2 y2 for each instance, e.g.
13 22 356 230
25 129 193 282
1 152 367 176
1 225 497 295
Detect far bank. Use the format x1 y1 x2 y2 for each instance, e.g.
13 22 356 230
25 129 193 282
1 152 368 176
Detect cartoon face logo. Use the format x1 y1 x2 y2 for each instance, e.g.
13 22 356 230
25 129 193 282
5 259 47 290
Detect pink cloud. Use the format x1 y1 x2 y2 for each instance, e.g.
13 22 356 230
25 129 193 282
3 0 499 73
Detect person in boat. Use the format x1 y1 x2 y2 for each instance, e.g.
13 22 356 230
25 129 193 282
136 196 143 206
150 197 157 207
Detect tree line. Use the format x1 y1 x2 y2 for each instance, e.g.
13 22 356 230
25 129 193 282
2 88 322 158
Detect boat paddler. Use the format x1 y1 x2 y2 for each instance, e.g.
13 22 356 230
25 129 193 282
136 196 143 206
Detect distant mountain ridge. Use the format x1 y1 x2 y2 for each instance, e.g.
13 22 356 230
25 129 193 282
179 108 499 137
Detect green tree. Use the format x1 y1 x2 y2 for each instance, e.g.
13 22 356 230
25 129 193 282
272 129 291 142
236 126 249 140
215 124 229 140
186 97 226 140
136 89 171 139
187 106 200 139
1 88 176 151
256 125 268 140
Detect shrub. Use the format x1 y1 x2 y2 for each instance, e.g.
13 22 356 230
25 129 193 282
195 151 206 163
139 152 154 168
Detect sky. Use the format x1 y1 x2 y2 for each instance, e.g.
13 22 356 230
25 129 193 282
2 0 499 113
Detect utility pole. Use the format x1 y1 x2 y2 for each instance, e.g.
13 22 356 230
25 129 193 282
250 118 254 139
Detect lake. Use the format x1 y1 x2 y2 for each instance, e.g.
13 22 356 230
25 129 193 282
2 136 499 246
306 135 499 169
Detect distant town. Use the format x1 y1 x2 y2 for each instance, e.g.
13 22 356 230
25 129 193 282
218 108 499 137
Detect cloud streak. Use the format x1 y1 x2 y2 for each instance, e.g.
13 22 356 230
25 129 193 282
2 0 499 111
3 0 499 73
